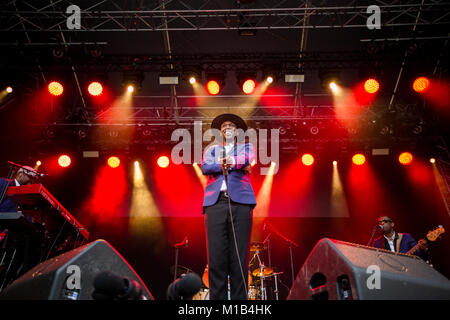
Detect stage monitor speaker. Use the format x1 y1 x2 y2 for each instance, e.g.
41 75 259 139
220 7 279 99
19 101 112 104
287 238 450 300
0 239 154 300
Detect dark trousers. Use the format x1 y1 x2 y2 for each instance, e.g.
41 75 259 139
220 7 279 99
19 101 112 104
204 193 253 300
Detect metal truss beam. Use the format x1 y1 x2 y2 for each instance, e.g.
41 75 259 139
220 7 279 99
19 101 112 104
1 1 449 32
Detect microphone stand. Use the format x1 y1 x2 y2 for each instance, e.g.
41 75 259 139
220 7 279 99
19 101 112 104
173 237 187 282
265 222 299 287
367 226 380 247
221 137 248 299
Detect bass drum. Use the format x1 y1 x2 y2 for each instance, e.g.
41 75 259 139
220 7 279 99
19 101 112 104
192 288 210 300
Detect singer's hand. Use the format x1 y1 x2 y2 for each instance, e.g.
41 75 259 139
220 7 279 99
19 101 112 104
218 156 235 170
242 165 251 174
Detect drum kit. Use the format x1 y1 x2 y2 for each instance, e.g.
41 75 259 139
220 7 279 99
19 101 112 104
192 241 283 300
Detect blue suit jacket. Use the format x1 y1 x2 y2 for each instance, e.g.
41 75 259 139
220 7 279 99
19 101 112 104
201 143 256 208
373 232 428 260
0 178 18 212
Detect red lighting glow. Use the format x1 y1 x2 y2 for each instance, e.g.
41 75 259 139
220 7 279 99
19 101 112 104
413 77 430 93
364 79 380 94
242 79 256 95
88 81 103 96
352 154 366 166
157 156 170 168
48 81 64 96
301 154 314 166
58 155 71 167
399 152 413 165
107 156 121 168
206 80 220 95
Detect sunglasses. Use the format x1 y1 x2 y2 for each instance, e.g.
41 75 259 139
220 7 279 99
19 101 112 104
378 219 392 224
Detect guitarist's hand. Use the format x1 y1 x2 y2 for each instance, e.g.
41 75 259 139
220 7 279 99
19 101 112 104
418 239 428 250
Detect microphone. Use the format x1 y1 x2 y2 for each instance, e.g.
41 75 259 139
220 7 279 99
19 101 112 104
92 271 145 300
221 142 228 177
167 273 202 300
35 172 50 177
376 224 383 230
174 236 188 248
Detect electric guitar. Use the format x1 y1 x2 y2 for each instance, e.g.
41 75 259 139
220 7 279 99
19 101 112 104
406 225 445 255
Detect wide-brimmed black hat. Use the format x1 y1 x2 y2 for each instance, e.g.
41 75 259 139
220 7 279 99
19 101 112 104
211 113 248 131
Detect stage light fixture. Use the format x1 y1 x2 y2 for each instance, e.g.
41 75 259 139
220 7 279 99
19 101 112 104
319 70 340 90
399 152 413 165
58 155 71 168
107 156 120 168
242 79 256 95
429 158 436 164
206 80 220 95
352 154 366 165
364 78 380 94
122 72 144 93
6 86 13 93
189 76 197 85
157 156 170 168
301 154 314 166
329 82 339 94
237 72 256 95
413 77 430 93
48 81 64 96
333 161 338 166
310 126 319 135
205 73 225 95
88 81 103 96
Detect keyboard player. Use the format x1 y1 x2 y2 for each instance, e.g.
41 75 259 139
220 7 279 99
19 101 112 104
0 166 40 213
0 166 41 289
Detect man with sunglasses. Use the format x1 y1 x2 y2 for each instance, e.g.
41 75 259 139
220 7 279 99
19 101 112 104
0 166 40 213
372 216 429 261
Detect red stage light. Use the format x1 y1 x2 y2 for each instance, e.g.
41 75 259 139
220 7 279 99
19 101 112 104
242 79 256 95
157 156 170 168
301 154 314 166
48 81 64 96
399 152 413 165
206 80 220 95
58 155 71 167
107 156 120 168
413 77 430 93
352 154 366 165
88 81 103 96
364 79 380 94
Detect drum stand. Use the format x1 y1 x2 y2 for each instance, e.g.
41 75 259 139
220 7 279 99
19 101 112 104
254 249 267 300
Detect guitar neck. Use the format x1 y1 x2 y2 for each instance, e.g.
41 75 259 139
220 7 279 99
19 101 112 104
406 243 420 255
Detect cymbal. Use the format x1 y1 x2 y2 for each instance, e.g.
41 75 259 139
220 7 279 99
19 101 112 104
170 265 194 278
252 266 274 277
250 242 267 251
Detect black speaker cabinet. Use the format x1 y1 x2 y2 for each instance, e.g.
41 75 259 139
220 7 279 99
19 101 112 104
0 239 153 300
287 238 450 300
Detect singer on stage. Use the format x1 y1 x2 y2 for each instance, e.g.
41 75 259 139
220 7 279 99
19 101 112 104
201 113 256 300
